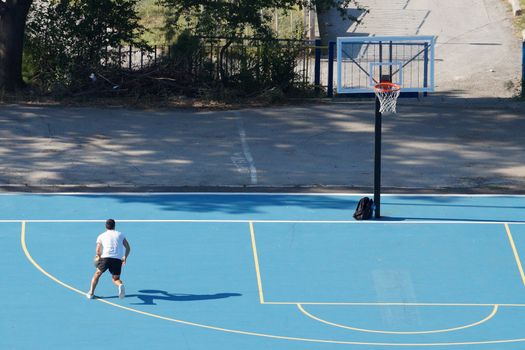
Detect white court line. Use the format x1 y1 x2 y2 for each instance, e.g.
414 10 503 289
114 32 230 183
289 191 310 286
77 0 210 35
1 219 525 224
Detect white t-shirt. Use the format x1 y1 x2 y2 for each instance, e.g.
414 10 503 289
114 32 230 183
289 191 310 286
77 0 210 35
96 230 126 259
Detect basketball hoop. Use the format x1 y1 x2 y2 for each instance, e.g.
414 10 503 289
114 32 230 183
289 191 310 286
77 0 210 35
374 82 401 114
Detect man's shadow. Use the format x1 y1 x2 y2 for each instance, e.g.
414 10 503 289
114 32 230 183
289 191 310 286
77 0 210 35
99 289 242 305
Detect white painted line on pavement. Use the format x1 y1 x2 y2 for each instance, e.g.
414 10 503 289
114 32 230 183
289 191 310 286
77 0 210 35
234 111 258 185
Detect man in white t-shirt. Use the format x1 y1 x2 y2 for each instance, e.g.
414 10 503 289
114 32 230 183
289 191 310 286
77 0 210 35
86 219 131 299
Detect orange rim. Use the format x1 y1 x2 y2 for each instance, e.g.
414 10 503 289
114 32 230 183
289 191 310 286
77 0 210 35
374 82 401 93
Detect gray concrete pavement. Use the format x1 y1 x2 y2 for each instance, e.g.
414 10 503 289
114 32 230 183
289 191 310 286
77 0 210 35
0 101 523 193
318 0 522 98
0 1 522 193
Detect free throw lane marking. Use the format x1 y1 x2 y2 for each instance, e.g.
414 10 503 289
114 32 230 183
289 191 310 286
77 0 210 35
297 304 499 334
19 221 525 346
504 223 525 289
250 221 265 304
266 301 525 307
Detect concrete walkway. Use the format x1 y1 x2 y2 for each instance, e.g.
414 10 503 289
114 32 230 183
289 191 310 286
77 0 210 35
317 0 522 98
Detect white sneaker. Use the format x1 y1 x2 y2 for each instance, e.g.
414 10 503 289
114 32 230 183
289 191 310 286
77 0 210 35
86 292 94 299
118 284 125 299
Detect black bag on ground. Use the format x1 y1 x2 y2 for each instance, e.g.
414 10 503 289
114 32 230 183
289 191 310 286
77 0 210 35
353 197 374 220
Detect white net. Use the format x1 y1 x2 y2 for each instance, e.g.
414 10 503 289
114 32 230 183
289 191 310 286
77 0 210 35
374 83 401 114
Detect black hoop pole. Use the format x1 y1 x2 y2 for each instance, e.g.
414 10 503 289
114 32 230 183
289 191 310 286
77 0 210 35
374 96 382 219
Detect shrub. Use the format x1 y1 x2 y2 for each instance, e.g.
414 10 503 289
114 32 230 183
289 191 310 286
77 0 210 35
24 0 147 94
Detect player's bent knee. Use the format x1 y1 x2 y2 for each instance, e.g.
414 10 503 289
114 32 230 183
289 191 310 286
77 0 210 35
112 275 121 281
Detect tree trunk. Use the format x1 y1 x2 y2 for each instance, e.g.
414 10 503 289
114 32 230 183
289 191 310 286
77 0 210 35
0 0 33 91
218 40 233 86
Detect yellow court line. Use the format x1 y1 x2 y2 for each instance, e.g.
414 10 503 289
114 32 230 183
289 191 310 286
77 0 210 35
504 223 525 289
20 221 85 295
297 304 499 335
19 221 525 347
265 301 525 307
249 221 265 304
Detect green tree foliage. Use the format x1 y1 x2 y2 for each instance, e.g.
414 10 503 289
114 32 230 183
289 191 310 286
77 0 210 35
136 0 167 44
24 0 147 93
158 0 359 39
158 0 359 88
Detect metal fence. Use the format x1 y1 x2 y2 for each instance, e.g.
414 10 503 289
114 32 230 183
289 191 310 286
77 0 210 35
105 37 324 90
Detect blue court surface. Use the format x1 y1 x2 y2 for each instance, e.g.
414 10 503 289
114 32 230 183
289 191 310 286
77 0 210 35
2 193 525 350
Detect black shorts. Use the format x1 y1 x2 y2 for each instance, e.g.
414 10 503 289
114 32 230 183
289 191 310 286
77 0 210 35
97 257 123 276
